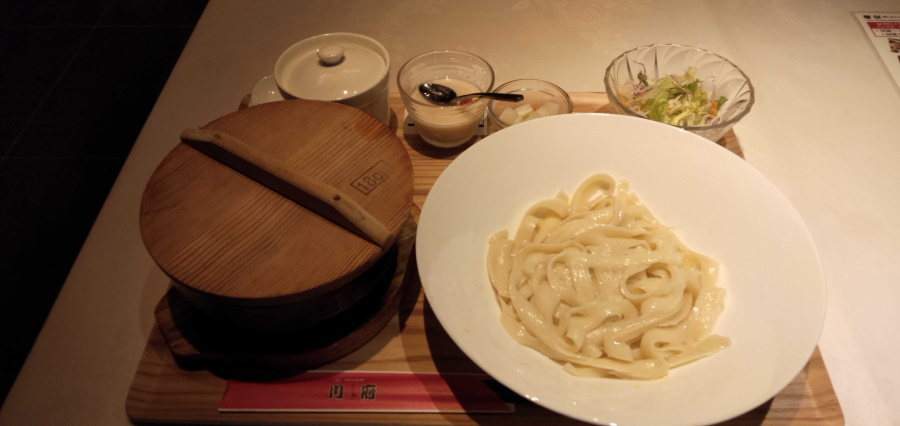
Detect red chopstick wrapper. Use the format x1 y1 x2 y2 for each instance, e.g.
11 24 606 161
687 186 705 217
219 371 515 413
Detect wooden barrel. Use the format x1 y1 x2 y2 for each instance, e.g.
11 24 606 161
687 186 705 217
140 99 413 331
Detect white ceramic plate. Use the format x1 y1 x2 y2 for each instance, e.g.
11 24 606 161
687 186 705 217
416 114 825 426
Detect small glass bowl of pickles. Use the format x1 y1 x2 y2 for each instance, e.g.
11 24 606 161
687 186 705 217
487 79 573 131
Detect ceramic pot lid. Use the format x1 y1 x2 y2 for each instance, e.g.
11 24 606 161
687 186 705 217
275 33 388 101
139 100 413 305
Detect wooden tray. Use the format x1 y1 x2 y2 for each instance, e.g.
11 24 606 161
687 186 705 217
126 93 844 425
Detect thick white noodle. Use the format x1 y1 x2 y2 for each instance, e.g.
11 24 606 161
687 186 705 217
487 174 730 379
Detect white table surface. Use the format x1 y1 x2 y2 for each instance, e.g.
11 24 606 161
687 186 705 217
2 1 899 424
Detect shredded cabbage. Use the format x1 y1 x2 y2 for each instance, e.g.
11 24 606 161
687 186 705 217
621 67 726 127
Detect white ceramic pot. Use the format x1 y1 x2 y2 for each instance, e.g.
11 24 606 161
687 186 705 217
273 33 391 125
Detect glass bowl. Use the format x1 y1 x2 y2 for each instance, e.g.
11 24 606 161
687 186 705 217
397 50 494 148
604 44 755 142
487 79 573 131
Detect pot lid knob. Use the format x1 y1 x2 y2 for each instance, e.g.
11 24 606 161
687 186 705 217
317 44 344 65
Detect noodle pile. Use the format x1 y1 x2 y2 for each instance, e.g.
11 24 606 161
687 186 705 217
486 173 729 379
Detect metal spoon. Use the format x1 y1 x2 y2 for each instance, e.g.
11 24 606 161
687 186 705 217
418 82 524 105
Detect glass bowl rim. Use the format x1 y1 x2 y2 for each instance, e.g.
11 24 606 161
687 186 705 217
604 43 756 131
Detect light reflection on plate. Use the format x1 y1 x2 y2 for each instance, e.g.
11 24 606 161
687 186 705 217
416 114 825 425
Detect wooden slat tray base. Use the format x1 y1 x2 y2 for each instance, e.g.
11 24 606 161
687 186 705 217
126 93 843 425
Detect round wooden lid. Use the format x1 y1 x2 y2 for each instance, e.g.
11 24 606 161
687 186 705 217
140 100 412 304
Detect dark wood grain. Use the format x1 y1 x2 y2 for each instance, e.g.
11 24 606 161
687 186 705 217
152 215 417 375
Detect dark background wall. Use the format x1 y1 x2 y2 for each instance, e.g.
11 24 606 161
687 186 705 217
0 0 208 405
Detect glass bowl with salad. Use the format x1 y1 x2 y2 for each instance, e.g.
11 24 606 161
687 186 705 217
604 44 755 142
